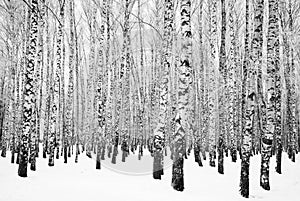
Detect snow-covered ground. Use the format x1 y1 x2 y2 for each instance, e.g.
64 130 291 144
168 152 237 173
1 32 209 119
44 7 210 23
0 149 299 201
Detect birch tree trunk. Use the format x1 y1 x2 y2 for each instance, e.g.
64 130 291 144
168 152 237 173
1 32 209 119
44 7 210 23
153 0 174 180
285 0 297 163
194 0 204 165
208 0 217 168
228 0 238 163
59 0 66 160
35 0 46 160
218 0 226 174
43 5 51 159
65 0 75 164
96 1 106 168
74 4 80 163
240 0 261 197
49 1 64 166
120 0 131 163
86 6 96 158
260 0 280 191
18 0 38 177
171 0 192 192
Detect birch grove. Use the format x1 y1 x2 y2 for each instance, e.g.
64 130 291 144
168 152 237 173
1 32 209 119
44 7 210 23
0 0 300 199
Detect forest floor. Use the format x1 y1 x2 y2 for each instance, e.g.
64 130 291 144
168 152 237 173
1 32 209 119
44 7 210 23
0 147 299 201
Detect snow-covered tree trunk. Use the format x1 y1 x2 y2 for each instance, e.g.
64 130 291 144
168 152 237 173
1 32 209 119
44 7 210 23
96 1 106 168
194 0 204 165
256 0 267 157
153 0 174 180
171 0 192 192
288 45 297 162
120 0 131 163
218 0 226 174
285 0 296 163
18 0 38 177
80 48 86 155
16 6 28 164
277 0 289 172
65 0 75 164
86 6 97 158
35 0 46 160
59 0 66 160
0 78 4 154
241 0 250 157
104 0 113 163
49 1 64 166
240 0 258 197
74 5 80 163
29 0 44 169
6 1 18 164
208 0 217 167
260 0 279 191
43 5 51 159
228 0 238 163
1 83 9 159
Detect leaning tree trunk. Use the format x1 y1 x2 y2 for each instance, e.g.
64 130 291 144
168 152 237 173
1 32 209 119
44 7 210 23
171 0 192 192
18 0 38 177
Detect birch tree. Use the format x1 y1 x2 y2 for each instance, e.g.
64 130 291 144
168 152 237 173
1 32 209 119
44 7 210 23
240 0 261 197
171 0 192 192
49 0 65 166
208 0 217 168
228 0 238 163
218 0 226 174
153 0 174 180
260 0 280 191
18 0 38 177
